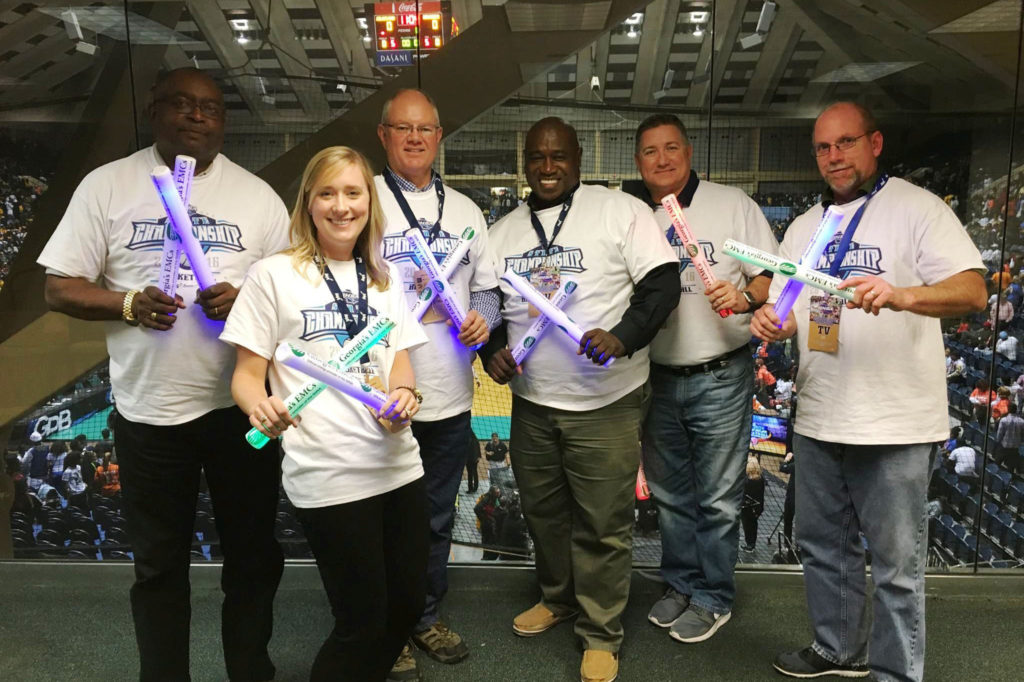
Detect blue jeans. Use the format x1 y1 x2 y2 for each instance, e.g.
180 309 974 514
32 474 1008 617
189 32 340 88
641 355 752 615
411 410 473 632
794 435 934 682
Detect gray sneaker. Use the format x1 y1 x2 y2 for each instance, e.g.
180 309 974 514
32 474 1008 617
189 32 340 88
669 604 731 643
647 588 690 627
387 642 421 681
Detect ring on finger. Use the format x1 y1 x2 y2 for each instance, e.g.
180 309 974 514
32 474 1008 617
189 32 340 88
150 311 158 320
214 306 220 316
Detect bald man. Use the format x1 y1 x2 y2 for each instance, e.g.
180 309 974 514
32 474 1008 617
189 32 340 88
483 117 679 682
39 68 288 681
376 88 501 679
751 101 986 682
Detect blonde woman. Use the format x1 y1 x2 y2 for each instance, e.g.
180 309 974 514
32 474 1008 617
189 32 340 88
221 146 428 681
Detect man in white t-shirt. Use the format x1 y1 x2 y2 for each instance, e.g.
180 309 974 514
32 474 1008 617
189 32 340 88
751 102 986 682
483 117 679 682
37 68 289 682
629 114 777 644
375 88 499 676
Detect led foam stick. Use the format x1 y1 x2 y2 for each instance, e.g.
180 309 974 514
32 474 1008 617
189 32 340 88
772 206 845 323
501 269 615 368
158 155 195 297
510 278 577 365
661 193 731 318
636 463 651 501
406 228 484 350
722 240 855 302
411 226 476 320
275 343 389 413
245 316 396 449
151 165 215 291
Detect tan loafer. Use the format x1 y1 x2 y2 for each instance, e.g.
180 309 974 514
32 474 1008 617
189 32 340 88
512 602 578 636
580 649 618 682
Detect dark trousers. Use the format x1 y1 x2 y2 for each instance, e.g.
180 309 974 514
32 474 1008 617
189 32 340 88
411 410 473 631
296 479 428 682
466 458 479 493
116 407 284 682
741 507 762 547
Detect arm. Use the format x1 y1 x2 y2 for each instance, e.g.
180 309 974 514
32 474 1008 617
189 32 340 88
705 273 773 313
379 349 420 431
579 262 680 364
839 270 987 318
45 275 184 331
231 347 298 439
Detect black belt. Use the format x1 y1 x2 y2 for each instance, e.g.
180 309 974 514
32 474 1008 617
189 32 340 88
653 345 750 377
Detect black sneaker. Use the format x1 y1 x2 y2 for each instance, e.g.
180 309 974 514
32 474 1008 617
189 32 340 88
773 647 869 678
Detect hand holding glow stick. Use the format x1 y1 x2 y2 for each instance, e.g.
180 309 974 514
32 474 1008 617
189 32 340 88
411 226 476 320
245 317 395 449
158 156 195 297
510 278 577 365
406 228 483 350
501 269 614 368
773 206 845 324
275 343 389 412
151 165 215 291
661 193 731 318
723 240 856 301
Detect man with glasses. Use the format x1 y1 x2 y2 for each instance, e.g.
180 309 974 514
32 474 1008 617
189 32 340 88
376 88 500 681
751 101 986 681
630 113 777 644
39 68 288 682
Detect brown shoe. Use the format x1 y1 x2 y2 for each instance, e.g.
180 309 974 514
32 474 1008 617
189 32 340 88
580 650 618 682
412 621 469 663
512 603 578 637
386 642 421 681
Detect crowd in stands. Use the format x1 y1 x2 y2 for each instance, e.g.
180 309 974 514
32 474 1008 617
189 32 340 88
0 132 54 293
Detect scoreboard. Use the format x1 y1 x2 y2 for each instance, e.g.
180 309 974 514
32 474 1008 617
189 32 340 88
370 1 453 60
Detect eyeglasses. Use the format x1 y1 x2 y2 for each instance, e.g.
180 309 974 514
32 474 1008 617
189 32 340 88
383 123 440 137
812 131 874 157
157 95 225 119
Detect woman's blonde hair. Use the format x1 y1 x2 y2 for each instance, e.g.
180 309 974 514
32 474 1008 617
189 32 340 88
285 146 390 290
746 455 762 480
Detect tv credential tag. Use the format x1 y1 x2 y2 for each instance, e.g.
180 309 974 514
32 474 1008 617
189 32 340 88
808 294 841 353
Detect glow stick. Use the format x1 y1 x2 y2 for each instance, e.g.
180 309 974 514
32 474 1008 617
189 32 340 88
151 165 215 291
158 156 195 297
723 240 855 301
406 228 483 350
411 226 476 320
509 278 577 365
661 194 731 318
501 269 615 368
636 464 650 501
773 206 845 323
275 343 389 412
245 316 395 449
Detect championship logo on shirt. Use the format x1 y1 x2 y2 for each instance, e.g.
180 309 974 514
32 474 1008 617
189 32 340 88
382 225 471 267
127 211 245 268
815 232 884 278
504 245 585 276
300 297 384 347
666 229 718 274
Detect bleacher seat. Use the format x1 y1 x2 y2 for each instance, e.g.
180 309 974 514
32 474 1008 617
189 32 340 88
963 495 980 525
989 469 1012 499
994 512 1015 546
1006 481 1023 512
1011 523 1024 559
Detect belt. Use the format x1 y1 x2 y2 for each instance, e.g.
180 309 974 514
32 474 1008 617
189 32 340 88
653 345 750 377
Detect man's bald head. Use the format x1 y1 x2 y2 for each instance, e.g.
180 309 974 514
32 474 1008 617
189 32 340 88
524 117 582 208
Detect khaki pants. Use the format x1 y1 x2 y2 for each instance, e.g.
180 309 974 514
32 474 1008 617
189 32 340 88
510 385 647 651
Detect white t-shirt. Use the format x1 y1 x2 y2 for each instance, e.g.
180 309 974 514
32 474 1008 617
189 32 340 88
775 378 793 402
996 336 1019 360
489 184 678 411
771 178 984 444
220 254 427 508
38 145 290 425
649 180 778 365
376 175 499 421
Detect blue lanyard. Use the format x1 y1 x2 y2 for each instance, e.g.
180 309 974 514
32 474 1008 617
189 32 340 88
315 253 370 364
383 169 445 245
826 173 889 277
529 185 578 255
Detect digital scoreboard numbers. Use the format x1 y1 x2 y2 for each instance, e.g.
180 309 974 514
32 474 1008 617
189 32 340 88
369 2 452 67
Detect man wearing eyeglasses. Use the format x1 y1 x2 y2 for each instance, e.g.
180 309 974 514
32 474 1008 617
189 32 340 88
375 88 501 680
751 101 986 682
39 68 288 682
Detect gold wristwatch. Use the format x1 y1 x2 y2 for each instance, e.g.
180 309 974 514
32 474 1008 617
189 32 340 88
122 290 141 326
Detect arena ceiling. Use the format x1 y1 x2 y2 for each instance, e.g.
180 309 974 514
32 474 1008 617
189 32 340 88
0 0 1020 128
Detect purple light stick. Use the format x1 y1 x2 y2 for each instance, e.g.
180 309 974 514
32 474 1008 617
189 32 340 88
772 206 844 325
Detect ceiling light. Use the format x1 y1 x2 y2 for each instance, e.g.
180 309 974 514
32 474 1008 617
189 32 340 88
627 27 638 38
694 26 704 37
625 12 644 25
690 11 709 24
